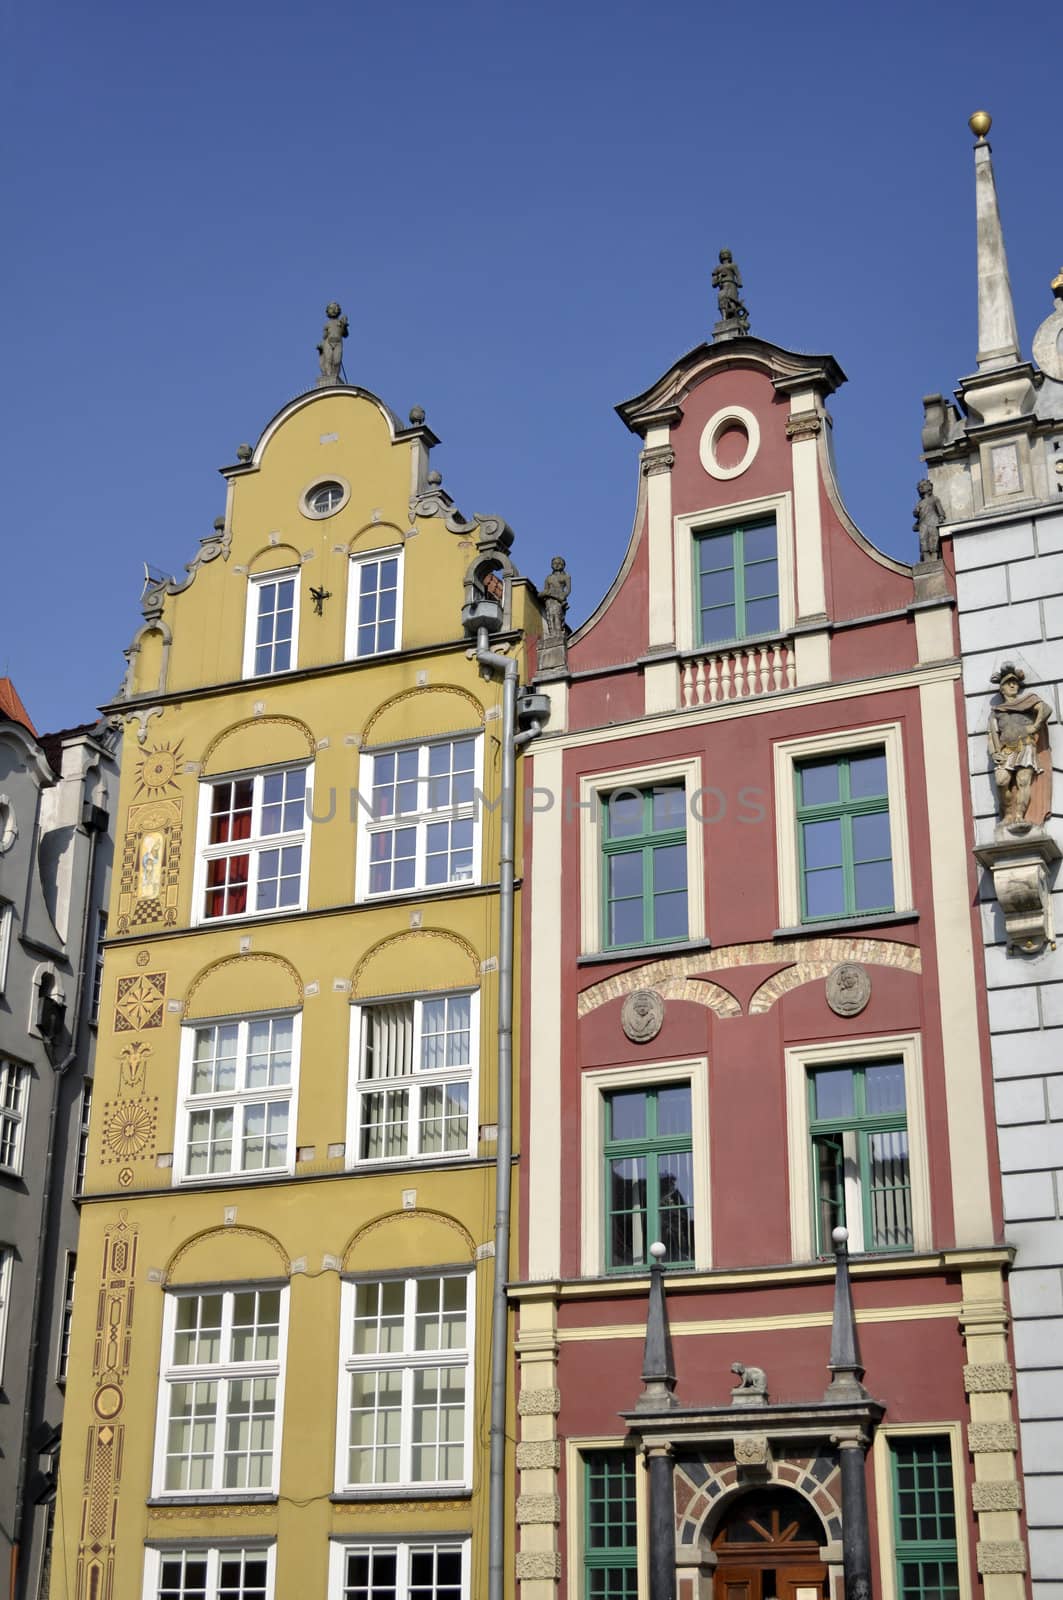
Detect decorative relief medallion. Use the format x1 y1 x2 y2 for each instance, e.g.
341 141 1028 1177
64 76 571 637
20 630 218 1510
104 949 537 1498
825 962 871 1017
93 1383 124 1421
734 1433 772 1466
100 1098 158 1166
132 741 183 799
114 972 167 1032
135 949 151 968
621 988 665 1044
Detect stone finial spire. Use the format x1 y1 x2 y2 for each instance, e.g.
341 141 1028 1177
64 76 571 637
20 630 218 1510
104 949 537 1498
637 1241 677 1410
969 113 1021 372
824 1227 868 1401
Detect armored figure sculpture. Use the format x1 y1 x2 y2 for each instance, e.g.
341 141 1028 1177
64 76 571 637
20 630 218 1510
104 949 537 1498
730 1360 768 1405
712 249 750 335
913 478 947 561
316 301 348 385
541 556 571 639
988 663 1052 825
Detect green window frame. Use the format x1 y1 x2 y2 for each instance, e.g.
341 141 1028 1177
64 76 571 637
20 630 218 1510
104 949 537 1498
695 519 779 646
583 1450 638 1598
603 1084 694 1271
795 750 893 923
890 1438 960 1600
809 1061 912 1255
600 786 687 952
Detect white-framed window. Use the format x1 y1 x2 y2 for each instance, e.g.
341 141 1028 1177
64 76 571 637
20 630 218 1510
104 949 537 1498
784 1033 932 1262
153 1287 288 1497
346 549 403 660
356 737 482 901
56 1252 76 1383
89 910 107 1022
328 1539 469 1600
348 992 478 1165
0 1061 29 1176
73 1080 92 1196
0 901 12 995
578 757 705 957
335 1273 473 1492
872 1424 972 1600
194 765 312 924
772 722 912 930
0 1246 12 1385
143 1545 275 1600
673 491 795 654
243 570 299 678
175 1015 300 1183
580 1059 711 1276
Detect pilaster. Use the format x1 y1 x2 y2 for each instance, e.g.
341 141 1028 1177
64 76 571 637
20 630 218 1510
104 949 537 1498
515 1293 562 1597
959 1264 1029 1599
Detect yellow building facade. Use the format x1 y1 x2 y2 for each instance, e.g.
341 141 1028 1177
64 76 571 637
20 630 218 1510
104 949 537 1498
52 364 541 1600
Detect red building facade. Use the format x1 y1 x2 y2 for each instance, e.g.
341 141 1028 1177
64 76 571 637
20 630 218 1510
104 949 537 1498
515 318 1029 1600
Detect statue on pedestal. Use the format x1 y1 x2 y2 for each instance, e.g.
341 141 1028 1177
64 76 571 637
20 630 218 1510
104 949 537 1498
316 302 348 386
712 250 750 338
537 556 571 675
988 663 1052 826
913 478 947 561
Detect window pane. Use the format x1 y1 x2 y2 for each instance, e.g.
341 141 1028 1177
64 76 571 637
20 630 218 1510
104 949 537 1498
799 760 840 807
608 1091 647 1142
652 844 687 941
852 810 892 863
606 790 644 839
813 1069 854 1121
865 1062 906 1116
743 523 776 563
608 1156 646 1267
656 1086 691 1137
869 1130 912 1249
659 1149 695 1262
697 530 735 573
804 865 846 919
745 595 779 634
699 567 735 608
802 817 842 868
854 859 894 911
651 787 685 832
849 750 888 799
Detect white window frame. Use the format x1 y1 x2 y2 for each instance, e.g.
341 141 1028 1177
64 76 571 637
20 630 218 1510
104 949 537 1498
347 991 479 1167
243 568 300 679
151 1285 289 1499
56 1251 76 1383
327 1538 470 1600
334 1272 474 1494
673 491 795 654
73 1080 93 1196
143 1544 276 1600
345 546 404 661
193 763 313 926
579 1058 711 1276
0 901 11 995
772 721 913 930
784 1032 931 1262
0 1247 12 1386
0 1060 29 1176
175 1013 301 1185
578 756 705 957
355 736 484 902
89 908 107 1022
872 1423 972 1600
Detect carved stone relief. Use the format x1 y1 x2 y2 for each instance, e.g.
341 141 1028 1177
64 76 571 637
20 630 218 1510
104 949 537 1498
621 988 665 1043
825 963 871 1017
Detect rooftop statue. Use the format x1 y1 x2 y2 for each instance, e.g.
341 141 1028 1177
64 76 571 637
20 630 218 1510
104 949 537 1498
913 478 947 561
316 301 348 386
712 249 750 338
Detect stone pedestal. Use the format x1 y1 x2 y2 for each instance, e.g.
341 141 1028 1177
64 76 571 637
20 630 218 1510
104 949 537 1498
975 825 1061 952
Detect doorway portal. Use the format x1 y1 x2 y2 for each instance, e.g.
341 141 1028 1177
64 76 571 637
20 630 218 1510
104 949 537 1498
711 1487 828 1600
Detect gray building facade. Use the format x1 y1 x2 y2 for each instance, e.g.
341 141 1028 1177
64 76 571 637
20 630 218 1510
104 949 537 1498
926 120 1063 1599
0 686 117 1599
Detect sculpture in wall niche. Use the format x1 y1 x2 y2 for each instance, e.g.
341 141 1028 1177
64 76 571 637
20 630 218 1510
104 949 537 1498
913 478 946 561
988 663 1052 826
537 556 571 675
621 988 665 1044
316 301 348 385
730 1361 768 1406
712 249 750 337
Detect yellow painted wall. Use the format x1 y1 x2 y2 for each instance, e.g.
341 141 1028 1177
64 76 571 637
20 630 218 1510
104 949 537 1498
52 383 536 1598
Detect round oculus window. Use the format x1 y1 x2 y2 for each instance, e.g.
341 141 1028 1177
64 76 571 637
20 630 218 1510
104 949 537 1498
307 481 346 516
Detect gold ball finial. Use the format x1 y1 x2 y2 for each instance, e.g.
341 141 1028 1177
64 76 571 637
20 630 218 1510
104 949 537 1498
969 110 992 140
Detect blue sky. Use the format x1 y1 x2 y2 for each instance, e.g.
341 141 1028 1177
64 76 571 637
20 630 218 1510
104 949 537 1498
2 1 1057 733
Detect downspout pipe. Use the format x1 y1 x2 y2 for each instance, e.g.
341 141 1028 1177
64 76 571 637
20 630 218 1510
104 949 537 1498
474 627 539 1600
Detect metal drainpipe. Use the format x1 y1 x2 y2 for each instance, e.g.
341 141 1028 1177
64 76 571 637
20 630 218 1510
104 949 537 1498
11 781 103 1600
474 627 540 1600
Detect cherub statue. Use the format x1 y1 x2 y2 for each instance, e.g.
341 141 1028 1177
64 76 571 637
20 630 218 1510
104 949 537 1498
541 556 571 641
317 301 348 385
913 478 947 561
730 1360 768 1405
988 663 1052 825
712 250 750 334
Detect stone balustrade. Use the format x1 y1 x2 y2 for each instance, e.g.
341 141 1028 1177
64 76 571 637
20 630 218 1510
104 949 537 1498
680 639 795 706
